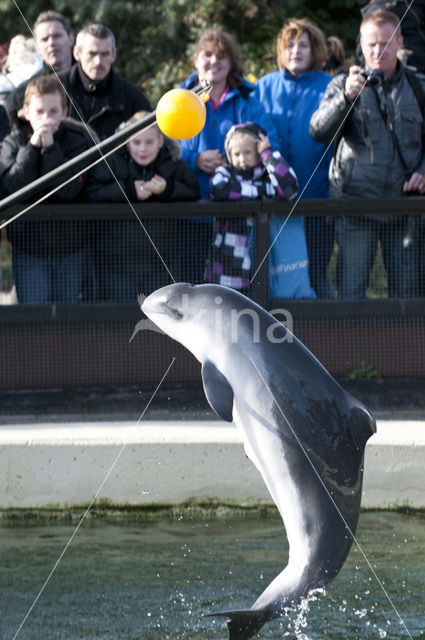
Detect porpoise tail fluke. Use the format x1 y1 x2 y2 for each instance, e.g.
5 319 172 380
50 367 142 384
205 609 265 640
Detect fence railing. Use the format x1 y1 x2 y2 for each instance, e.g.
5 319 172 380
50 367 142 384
1 198 424 392
2 197 425 303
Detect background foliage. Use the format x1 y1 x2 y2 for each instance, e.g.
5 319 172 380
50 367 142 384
0 0 364 105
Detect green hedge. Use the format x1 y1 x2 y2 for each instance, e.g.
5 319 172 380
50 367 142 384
0 0 364 105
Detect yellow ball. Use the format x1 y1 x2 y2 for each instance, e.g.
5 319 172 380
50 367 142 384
156 88 207 140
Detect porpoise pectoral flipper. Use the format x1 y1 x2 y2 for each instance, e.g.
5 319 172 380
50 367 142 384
201 360 234 422
142 283 377 640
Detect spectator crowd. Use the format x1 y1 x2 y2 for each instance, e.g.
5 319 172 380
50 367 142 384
1 6 425 304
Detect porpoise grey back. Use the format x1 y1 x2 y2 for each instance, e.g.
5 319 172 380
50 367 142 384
142 283 376 640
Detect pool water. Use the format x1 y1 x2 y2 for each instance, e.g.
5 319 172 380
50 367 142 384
0 511 423 639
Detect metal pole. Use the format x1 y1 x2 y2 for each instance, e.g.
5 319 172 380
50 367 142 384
0 83 210 218
0 112 155 217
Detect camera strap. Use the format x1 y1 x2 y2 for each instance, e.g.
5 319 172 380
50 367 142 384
371 81 418 244
370 84 410 173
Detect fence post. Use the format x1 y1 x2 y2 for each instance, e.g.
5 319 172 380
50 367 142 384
252 205 270 309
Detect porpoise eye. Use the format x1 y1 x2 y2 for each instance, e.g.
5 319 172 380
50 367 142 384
164 296 184 320
168 306 183 320
164 295 183 320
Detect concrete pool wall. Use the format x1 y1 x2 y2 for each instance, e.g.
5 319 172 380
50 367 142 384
0 418 424 509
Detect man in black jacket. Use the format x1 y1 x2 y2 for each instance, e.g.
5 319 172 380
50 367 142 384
58 23 151 140
58 23 153 301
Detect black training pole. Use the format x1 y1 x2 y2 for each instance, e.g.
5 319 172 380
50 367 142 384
0 111 155 218
0 83 210 219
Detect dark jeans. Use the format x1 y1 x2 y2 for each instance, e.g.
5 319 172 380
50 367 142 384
415 216 425 297
90 218 214 302
305 215 336 299
169 219 213 285
13 248 87 304
336 216 416 298
90 220 172 303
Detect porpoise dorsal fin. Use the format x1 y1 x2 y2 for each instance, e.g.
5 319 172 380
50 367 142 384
201 360 234 422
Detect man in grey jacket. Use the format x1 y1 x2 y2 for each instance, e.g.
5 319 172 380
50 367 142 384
309 9 425 298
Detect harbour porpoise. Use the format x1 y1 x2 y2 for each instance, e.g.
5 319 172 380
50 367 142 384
141 283 376 639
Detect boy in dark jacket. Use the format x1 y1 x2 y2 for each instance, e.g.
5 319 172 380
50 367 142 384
86 111 200 300
0 75 96 304
206 122 299 291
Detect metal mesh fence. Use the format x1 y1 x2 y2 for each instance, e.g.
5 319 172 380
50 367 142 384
0 200 424 393
1 215 214 304
2 200 425 304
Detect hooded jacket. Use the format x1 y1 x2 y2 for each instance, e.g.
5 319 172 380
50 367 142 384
210 122 298 201
179 72 280 198
206 121 314 299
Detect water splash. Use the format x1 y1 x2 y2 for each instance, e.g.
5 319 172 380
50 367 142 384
289 588 325 640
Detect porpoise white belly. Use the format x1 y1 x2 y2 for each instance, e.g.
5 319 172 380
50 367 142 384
232 399 312 575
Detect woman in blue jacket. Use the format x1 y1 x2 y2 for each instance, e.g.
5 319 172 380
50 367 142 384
180 28 279 200
255 18 335 298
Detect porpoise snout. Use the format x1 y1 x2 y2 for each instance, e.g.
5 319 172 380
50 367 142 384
142 283 195 319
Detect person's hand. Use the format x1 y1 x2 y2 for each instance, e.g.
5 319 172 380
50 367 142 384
196 149 225 174
134 180 152 200
344 65 365 102
257 133 271 154
144 174 167 195
403 172 425 194
397 48 413 67
30 130 43 147
30 121 55 148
